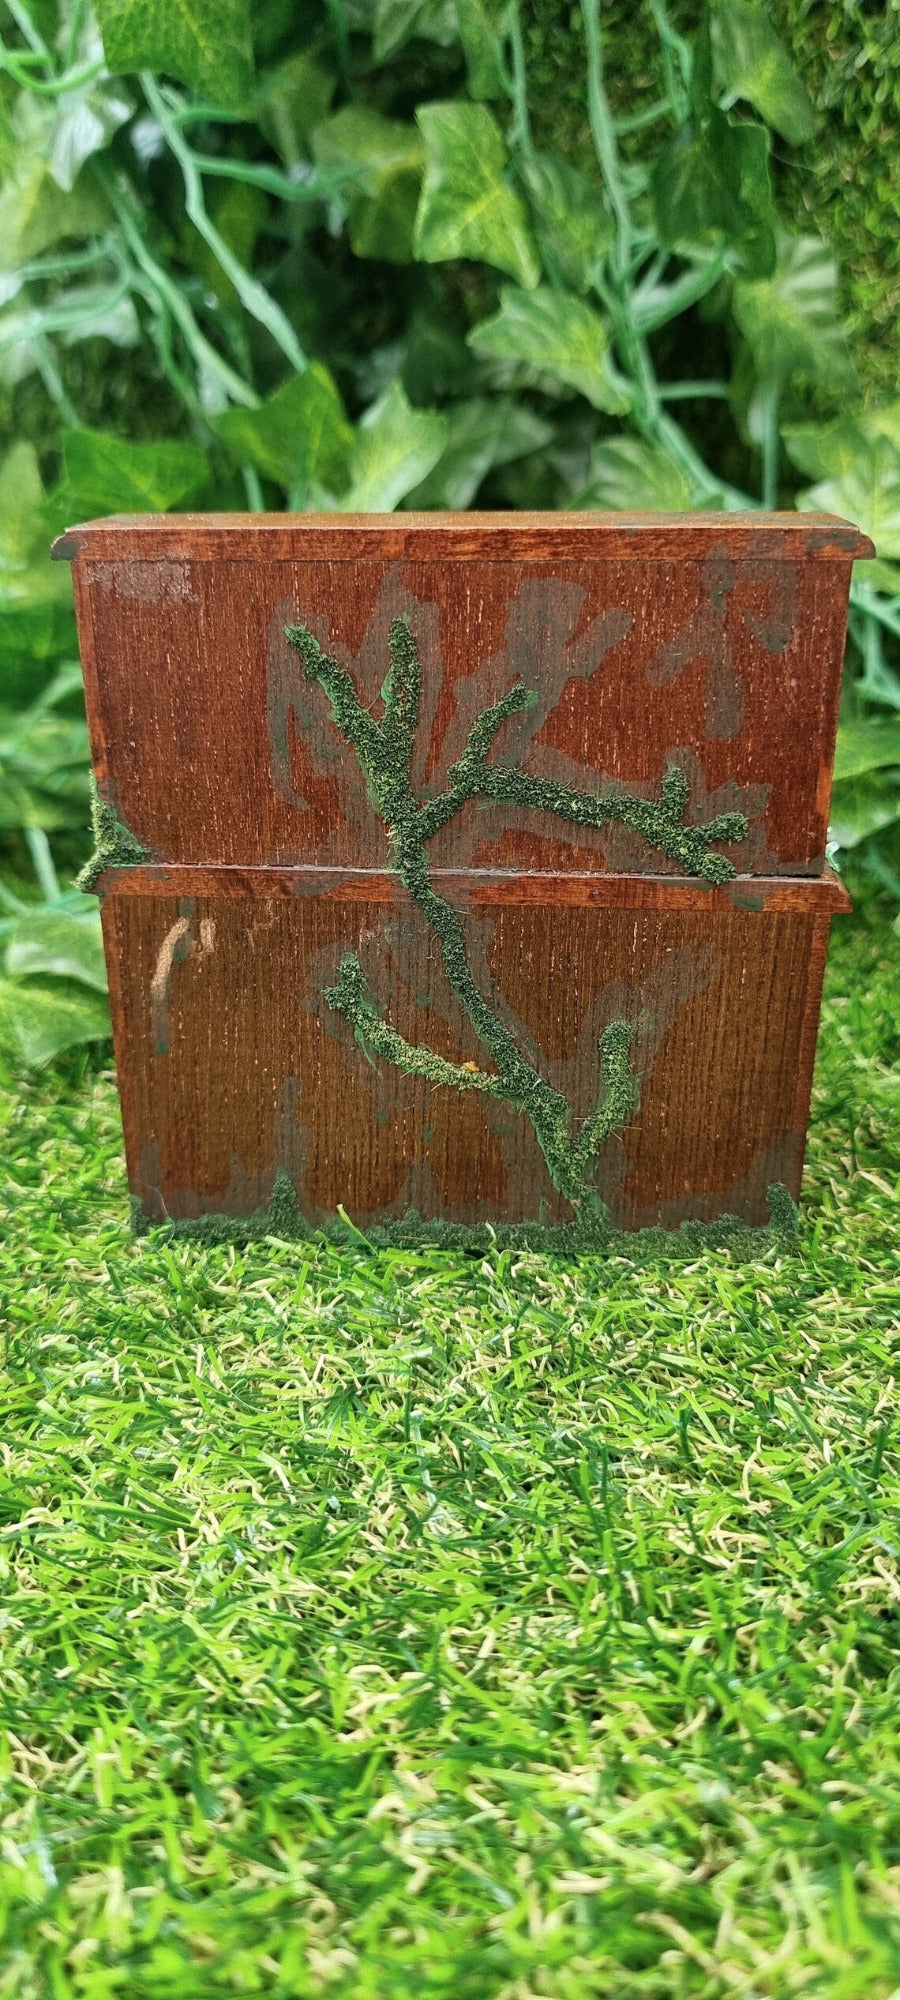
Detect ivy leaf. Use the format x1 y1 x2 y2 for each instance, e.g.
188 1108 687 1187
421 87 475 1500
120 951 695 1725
94 0 255 111
521 154 612 295
216 364 354 501
862 559 900 597
0 446 73 668
0 975 110 1066
710 0 816 145
574 435 708 511
414 103 540 289
340 379 449 511
652 22 776 277
60 428 210 517
732 233 855 391
866 406 900 452
829 773 900 850
781 418 863 482
652 115 775 277
0 97 108 270
256 52 336 168
312 108 425 264
5 899 107 992
59 285 140 351
798 443 900 560
468 286 629 414
834 719 900 784
0 749 90 831
784 413 900 569
404 396 553 508
455 0 507 99
401 306 477 404
784 406 900 480
786 408 900 567
0 441 46 565
0 668 91 830
0 756 90 831
784 406 900 560
373 0 458 62
0 284 139 395
49 76 132 194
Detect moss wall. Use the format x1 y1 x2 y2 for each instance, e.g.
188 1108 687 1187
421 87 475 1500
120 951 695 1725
523 0 900 397
773 0 900 397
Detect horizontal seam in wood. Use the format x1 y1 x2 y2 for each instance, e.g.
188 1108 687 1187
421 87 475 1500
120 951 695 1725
94 863 851 912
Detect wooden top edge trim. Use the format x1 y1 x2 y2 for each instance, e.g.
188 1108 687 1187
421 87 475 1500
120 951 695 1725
51 509 875 563
96 862 851 913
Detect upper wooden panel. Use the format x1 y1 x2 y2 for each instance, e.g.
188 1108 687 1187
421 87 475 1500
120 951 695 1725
54 510 873 564
59 512 870 876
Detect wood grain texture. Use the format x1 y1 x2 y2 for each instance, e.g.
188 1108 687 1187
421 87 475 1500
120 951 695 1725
97 863 851 914
65 513 861 1235
53 511 874 563
65 515 867 876
102 884 833 1232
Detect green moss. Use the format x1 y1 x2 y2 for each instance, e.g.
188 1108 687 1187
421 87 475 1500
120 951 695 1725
523 0 655 167
771 0 900 397
132 1180 797 1254
131 1169 313 1247
77 780 151 892
285 613 746 1234
266 1166 306 1238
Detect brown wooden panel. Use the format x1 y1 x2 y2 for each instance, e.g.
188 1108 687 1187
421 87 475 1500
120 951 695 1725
64 513 861 1238
64 515 870 876
98 862 851 914
54 509 873 564
103 883 831 1234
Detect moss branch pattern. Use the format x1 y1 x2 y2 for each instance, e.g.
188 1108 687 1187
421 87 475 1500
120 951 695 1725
77 779 151 892
285 614 747 1232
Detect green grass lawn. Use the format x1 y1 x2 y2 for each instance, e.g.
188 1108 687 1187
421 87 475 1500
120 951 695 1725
1 903 899 1999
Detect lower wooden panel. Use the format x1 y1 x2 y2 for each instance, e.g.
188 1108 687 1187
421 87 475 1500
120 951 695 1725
101 880 833 1234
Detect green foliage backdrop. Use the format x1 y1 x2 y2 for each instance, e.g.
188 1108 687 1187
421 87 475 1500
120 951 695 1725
0 0 899 1063
525 0 900 399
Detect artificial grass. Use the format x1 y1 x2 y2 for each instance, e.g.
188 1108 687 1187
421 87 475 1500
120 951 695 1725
0 903 898 1999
